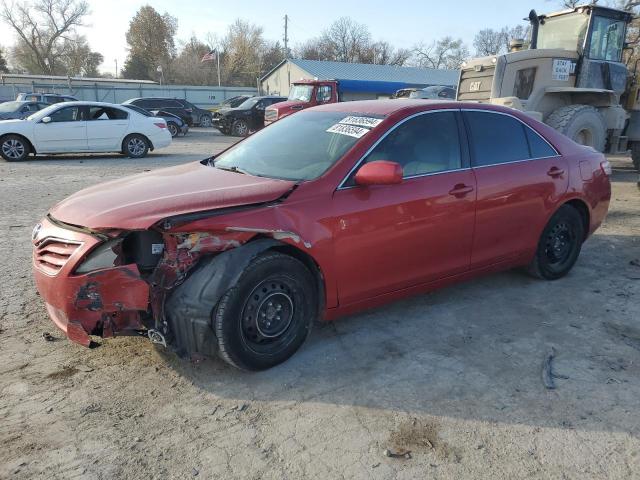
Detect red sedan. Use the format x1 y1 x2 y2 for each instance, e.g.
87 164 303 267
32 100 611 370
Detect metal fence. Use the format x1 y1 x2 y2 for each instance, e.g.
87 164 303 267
0 83 258 109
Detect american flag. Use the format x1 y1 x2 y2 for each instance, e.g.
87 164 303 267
201 49 217 63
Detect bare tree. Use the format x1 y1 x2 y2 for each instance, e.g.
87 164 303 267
294 17 409 66
1 0 90 74
0 46 8 72
219 19 268 86
321 17 371 63
413 37 469 69
473 25 530 56
473 29 505 56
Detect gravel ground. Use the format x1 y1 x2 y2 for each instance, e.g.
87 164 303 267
1 129 639 479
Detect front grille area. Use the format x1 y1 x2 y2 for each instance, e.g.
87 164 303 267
34 238 82 275
264 108 277 122
457 65 495 102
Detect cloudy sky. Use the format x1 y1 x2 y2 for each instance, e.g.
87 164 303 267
0 0 561 75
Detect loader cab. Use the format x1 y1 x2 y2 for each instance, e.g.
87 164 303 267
533 5 632 95
535 5 630 63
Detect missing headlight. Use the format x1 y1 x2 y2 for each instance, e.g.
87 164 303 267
122 230 165 272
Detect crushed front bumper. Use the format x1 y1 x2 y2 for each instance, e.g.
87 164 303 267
32 216 150 346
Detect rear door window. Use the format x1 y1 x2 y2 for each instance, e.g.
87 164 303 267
87 106 129 120
464 111 531 166
525 126 557 158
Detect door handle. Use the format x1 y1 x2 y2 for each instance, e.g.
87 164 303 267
547 167 565 177
448 184 474 197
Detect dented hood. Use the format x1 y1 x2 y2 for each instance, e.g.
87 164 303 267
49 161 296 230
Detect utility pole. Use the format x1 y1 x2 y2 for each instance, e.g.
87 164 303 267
115 59 118 78
283 14 289 58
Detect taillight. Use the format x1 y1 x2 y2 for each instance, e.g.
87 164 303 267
600 160 612 176
154 122 167 129
185 108 193 113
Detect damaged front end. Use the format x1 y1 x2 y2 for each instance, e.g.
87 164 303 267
32 214 297 356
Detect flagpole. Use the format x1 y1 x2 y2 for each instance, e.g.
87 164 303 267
216 50 221 87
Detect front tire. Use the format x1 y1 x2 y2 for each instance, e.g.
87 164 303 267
123 134 149 158
231 119 250 137
527 205 585 280
0 135 30 161
214 252 317 371
200 115 212 127
546 105 606 152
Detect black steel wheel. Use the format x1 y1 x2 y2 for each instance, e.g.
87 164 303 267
527 205 584 280
0 135 30 161
214 252 317 371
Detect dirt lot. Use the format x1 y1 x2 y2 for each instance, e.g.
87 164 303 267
1 129 639 479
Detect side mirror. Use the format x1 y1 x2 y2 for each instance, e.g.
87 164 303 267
41 116 52 124
354 160 403 186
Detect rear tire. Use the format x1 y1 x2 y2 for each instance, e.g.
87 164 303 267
200 115 212 127
546 105 606 152
0 135 30 161
527 205 584 280
214 252 317 371
167 122 179 137
123 134 149 158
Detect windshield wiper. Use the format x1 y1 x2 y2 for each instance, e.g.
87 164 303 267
215 164 249 175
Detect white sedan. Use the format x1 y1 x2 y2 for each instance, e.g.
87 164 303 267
0 101 172 161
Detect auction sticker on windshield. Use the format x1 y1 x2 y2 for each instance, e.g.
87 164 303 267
326 123 370 138
338 116 383 128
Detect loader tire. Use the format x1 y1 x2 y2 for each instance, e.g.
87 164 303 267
546 105 606 152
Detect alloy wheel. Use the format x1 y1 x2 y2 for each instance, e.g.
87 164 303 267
2 139 25 160
128 138 146 156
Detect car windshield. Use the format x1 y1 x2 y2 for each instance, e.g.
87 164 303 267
237 97 261 109
0 101 21 112
288 85 314 102
537 11 589 50
228 96 248 107
409 87 440 99
213 111 383 181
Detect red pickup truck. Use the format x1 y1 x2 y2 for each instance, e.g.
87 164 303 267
264 79 339 125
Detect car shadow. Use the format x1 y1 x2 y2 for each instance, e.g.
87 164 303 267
161 232 640 435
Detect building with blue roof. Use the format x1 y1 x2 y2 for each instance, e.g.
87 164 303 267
260 58 458 99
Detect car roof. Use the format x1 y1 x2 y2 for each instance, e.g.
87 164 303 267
45 101 128 108
311 99 516 116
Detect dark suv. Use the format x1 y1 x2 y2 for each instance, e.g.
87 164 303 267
123 97 213 127
215 95 286 136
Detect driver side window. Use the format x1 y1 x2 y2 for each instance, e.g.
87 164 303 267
316 86 332 103
359 111 462 179
48 106 81 122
